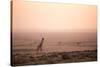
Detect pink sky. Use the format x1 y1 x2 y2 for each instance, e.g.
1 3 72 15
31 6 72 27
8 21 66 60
12 0 97 33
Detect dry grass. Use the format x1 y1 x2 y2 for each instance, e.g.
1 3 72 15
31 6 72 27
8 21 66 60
11 50 97 66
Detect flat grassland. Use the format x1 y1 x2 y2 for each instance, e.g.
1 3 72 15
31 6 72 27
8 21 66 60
12 50 97 66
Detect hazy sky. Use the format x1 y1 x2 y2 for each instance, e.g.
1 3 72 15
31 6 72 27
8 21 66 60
12 0 97 33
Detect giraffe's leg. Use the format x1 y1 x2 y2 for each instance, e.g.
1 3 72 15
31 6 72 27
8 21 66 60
40 46 42 51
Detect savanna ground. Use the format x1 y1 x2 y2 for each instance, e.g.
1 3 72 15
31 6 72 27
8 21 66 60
12 49 97 66
12 32 97 66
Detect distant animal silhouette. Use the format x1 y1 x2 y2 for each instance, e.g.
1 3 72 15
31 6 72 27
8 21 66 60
58 41 62 45
37 38 44 52
76 42 81 45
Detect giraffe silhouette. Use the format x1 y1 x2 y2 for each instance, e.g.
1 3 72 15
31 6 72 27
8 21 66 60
37 37 44 52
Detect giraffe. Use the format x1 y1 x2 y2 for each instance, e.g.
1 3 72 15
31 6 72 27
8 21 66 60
37 38 44 52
